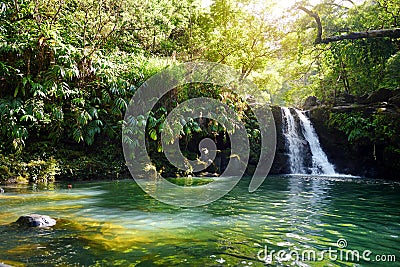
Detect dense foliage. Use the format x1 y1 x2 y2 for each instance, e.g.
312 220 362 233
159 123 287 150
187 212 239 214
329 111 400 146
280 0 400 105
0 0 399 180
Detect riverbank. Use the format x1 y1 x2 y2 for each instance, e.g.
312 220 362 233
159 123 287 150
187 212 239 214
0 138 128 184
1 90 400 184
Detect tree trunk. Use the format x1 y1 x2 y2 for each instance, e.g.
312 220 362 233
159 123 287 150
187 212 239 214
319 29 400 43
298 7 323 44
298 6 400 44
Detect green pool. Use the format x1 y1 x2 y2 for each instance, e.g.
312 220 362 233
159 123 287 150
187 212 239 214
0 175 398 266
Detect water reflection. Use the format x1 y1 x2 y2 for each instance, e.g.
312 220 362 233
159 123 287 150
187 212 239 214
0 176 398 266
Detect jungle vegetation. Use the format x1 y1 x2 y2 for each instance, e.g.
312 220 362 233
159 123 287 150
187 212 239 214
0 0 399 181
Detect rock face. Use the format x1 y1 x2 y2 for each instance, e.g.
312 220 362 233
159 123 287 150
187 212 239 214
307 101 400 179
309 107 375 177
354 88 398 105
389 91 400 107
269 106 290 174
335 92 355 105
366 88 395 103
15 214 56 227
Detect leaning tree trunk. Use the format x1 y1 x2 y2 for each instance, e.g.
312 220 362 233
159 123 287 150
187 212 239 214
298 6 400 44
320 28 400 44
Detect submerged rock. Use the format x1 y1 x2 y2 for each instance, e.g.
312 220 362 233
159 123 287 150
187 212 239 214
15 214 56 227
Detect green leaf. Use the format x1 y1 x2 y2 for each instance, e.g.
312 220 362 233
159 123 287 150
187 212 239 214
72 127 83 143
20 114 36 122
149 129 157 140
115 98 127 112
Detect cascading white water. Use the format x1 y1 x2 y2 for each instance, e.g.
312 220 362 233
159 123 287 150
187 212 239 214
295 109 336 175
281 107 337 175
281 107 304 173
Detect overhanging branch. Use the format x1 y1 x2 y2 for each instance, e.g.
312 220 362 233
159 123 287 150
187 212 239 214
298 6 323 44
298 6 400 44
320 28 400 43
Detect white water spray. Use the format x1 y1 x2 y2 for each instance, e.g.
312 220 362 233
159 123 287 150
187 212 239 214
281 107 337 175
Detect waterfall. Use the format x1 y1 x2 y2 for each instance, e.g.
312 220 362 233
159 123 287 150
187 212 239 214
295 110 336 175
281 107 337 175
281 107 304 173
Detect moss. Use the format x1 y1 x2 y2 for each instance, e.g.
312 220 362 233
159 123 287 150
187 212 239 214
25 158 59 183
0 137 131 183
0 165 11 178
15 175 29 184
0 155 60 184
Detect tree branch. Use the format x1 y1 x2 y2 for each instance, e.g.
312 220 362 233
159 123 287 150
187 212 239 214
298 6 400 44
298 6 323 44
320 28 400 43
50 0 64 26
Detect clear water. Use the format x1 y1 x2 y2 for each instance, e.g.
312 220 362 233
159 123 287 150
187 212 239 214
0 176 399 266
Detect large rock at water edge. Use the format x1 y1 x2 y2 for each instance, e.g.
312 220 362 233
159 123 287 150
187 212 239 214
15 214 56 227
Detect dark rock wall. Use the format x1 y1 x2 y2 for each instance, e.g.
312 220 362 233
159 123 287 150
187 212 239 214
309 105 400 179
269 106 290 174
309 107 378 177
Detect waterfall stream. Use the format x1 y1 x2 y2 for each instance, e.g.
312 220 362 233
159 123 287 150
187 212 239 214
281 107 337 175
281 107 304 173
